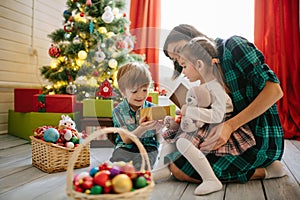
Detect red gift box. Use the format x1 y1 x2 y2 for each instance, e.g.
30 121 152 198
33 94 77 113
14 88 42 112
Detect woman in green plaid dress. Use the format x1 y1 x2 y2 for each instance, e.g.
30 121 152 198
161 24 286 184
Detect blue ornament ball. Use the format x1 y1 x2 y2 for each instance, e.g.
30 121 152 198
44 128 59 143
89 167 99 177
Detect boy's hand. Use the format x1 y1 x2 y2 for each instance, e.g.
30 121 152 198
133 116 162 137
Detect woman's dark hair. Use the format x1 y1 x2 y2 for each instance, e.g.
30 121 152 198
163 24 212 79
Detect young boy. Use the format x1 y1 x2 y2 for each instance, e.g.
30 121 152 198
109 62 162 170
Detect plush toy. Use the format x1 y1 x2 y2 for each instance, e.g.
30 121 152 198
180 85 211 132
57 114 82 147
163 85 211 133
58 114 77 130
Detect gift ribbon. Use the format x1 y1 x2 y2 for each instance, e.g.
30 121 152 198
37 94 46 112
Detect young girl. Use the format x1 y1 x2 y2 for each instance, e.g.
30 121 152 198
154 37 256 195
109 62 162 170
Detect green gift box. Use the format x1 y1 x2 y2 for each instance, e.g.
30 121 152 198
170 104 176 117
148 92 159 105
8 110 79 141
83 99 113 117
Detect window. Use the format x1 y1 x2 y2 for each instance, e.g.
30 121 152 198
159 0 254 92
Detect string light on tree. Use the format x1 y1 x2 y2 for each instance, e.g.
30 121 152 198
40 0 145 101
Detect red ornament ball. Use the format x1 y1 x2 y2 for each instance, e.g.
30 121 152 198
48 44 60 58
93 170 110 187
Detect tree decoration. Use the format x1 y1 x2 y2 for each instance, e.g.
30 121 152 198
98 27 107 34
96 79 113 99
64 22 74 32
78 50 87 60
89 21 94 33
94 45 106 62
92 70 99 77
102 6 114 23
108 58 118 69
63 10 72 20
48 44 60 58
40 0 145 101
86 0 92 6
66 82 77 94
72 35 81 44
50 59 59 68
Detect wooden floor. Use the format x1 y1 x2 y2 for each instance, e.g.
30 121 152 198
0 134 299 200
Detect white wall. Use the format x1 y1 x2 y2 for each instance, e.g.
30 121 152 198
0 0 66 134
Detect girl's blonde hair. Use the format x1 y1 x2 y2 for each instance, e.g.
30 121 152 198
117 62 152 93
181 37 230 93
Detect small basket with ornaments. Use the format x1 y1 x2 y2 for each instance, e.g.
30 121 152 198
30 115 90 173
66 127 155 200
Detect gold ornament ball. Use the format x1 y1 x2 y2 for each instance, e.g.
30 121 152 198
112 174 132 194
50 59 59 69
78 50 87 60
106 32 115 38
98 27 107 34
108 59 118 69
76 59 85 67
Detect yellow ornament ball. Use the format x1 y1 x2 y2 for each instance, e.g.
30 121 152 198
98 27 107 34
78 50 87 60
50 59 59 69
76 59 85 67
112 174 132 194
108 59 118 69
106 32 115 38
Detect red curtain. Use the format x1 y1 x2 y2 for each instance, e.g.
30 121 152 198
254 0 300 140
129 0 161 90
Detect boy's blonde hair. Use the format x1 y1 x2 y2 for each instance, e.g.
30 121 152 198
117 62 152 94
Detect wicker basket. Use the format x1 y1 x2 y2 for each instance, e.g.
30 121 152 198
30 136 90 173
66 127 155 200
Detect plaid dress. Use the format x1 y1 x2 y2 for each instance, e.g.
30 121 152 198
162 80 256 156
166 36 284 182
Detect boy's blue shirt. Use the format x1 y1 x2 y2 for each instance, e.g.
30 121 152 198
112 98 159 149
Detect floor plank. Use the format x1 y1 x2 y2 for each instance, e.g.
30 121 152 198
0 135 29 150
282 140 300 183
0 134 299 200
150 177 189 200
225 180 265 200
263 174 300 200
0 167 47 195
181 184 225 200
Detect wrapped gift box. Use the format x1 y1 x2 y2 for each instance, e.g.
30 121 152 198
33 94 76 113
148 92 159 105
14 88 42 112
140 106 171 121
8 110 79 141
83 99 113 117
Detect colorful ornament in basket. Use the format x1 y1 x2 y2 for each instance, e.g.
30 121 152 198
72 161 151 195
43 127 60 143
32 114 86 148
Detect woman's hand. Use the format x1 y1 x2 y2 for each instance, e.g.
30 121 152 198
200 121 234 151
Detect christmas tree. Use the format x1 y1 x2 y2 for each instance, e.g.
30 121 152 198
41 0 145 101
